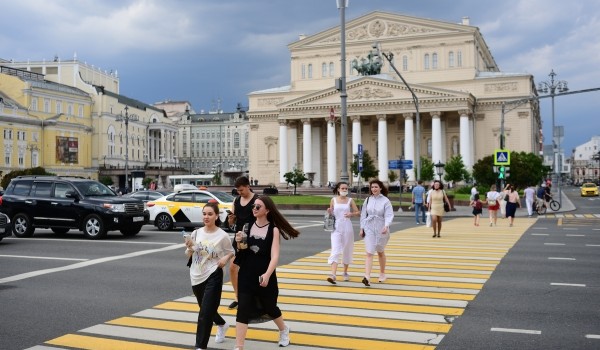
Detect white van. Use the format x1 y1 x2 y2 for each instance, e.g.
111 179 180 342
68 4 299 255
173 184 198 193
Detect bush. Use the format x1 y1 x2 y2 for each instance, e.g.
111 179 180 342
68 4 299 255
263 186 279 195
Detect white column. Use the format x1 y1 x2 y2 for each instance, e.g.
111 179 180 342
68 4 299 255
459 110 471 169
431 111 442 165
289 122 298 169
279 120 288 183
469 116 475 169
326 117 336 184
351 116 362 156
377 114 389 182
403 113 415 182
302 118 312 173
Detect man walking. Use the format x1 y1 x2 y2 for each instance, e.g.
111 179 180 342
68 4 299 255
412 180 426 224
524 184 535 217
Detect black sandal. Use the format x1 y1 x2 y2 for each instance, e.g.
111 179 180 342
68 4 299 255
361 277 370 287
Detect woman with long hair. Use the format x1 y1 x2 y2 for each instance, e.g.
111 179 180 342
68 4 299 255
326 182 360 284
486 185 502 226
233 195 300 350
426 180 451 238
359 179 394 286
184 202 234 350
505 184 521 226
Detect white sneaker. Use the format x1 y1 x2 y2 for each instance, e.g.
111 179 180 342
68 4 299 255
343 273 350 281
215 322 229 343
278 325 290 347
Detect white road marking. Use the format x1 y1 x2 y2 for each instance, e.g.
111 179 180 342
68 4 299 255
0 244 184 284
4 237 176 245
0 254 87 261
491 328 541 335
562 228 578 231
544 243 565 246
531 233 549 236
566 234 585 237
550 283 586 287
548 257 576 260
585 334 600 339
586 244 600 247
532 227 548 229
295 223 325 229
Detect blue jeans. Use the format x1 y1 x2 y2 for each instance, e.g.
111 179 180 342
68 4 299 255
414 203 426 223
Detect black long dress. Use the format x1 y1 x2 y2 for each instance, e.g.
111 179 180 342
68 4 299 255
235 222 281 324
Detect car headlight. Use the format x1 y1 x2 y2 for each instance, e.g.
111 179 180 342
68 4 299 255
104 203 125 212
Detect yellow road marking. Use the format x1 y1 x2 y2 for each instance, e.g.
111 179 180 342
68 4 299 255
47 334 187 350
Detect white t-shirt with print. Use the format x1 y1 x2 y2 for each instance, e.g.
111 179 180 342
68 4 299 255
188 227 234 286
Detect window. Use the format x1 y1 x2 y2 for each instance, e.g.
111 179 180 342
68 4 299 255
56 101 62 114
31 98 38 111
17 131 26 141
234 132 240 148
457 50 462 67
44 99 50 113
301 64 306 79
402 55 408 71
308 64 313 78
449 51 455 67
432 53 438 69
329 62 334 77
322 63 327 77
424 54 430 70
67 104 73 116
54 183 74 198
33 182 53 197
4 129 12 140
13 180 33 196
18 154 24 166
78 105 84 117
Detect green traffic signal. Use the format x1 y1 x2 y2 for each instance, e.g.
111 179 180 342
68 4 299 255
498 165 506 179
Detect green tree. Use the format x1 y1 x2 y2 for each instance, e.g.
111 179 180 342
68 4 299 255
350 150 379 181
142 177 154 189
472 152 548 189
419 157 435 182
443 155 470 184
99 175 113 186
388 170 398 184
283 167 307 195
213 172 222 185
1 167 54 189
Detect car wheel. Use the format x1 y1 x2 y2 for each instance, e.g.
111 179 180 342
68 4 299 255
120 225 143 236
12 213 34 238
82 214 106 239
51 227 70 235
155 213 173 231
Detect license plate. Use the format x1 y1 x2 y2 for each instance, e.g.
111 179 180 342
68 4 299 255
133 216 144 222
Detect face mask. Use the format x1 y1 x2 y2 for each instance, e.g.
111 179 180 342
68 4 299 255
339 190 348 197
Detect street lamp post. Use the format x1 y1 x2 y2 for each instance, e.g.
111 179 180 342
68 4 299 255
538 70 568 204
372 43 421 181
434 161 445 182
337 0 349 183
116 106 139 193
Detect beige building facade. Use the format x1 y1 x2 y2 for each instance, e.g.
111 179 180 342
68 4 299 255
247 11 541 186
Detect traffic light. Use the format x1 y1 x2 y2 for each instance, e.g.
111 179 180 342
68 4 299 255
505 166 510 178
498 166 506 179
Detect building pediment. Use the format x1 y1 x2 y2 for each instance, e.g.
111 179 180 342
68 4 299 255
289 11 475 50
278 76 472 111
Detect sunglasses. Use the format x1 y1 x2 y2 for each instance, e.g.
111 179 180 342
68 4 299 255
252 204 262 210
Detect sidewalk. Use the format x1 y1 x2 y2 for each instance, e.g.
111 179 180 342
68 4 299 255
280 190 576 218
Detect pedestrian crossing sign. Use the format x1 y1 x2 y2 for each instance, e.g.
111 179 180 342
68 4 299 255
494 149 510 165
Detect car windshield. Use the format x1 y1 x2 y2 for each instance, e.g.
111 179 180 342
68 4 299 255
75 181 116 197
583 184 596 188
210 191 235 203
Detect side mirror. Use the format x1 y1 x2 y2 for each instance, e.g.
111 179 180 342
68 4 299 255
65 191 79 200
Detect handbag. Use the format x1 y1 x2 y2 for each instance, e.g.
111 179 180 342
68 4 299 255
323 212 335 231
425 212 432 227
443 190 450 212
488 199 497 206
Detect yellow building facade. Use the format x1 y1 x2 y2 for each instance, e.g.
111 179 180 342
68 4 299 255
247 11 541 186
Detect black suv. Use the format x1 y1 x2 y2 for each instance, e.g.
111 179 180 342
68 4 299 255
0 176 149 239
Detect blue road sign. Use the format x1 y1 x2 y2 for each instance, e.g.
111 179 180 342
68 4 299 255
398 159 413 166
358 144 363 159
399 164 413 170
388 160 400 169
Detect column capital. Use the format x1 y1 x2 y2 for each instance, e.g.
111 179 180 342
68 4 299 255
301 118 311 125
458 109 472 116
278 119 288 127
430 111 442 118
350 115 361 123
324 117 336 126
376 114 387 121
403 113 414 120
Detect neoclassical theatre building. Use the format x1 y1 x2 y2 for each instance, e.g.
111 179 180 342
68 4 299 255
247 11 541 186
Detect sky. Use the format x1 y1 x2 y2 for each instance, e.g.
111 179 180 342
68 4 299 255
1 0 599 155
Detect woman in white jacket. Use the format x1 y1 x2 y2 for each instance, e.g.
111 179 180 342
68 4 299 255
359 179 394 286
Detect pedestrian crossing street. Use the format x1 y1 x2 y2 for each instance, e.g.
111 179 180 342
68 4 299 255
30 218 536 350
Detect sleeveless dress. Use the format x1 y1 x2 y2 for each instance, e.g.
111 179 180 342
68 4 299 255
328 197 354 265
429 190 445 216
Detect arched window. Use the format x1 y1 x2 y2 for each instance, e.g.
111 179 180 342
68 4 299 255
329 62 334 77
424 54 430 70
234 132 240 148
322 63 327 77
308 64 313 78
457 50 463 67
448 51 455 67
432 53 438 69
402 55 408 71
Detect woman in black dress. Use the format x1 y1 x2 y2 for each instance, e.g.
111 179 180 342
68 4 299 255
233 195 300 350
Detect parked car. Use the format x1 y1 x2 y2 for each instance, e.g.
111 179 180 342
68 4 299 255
0 212 11 241
147 190 234 231
123 190 173 203
0 176 149 239
580 182 599 197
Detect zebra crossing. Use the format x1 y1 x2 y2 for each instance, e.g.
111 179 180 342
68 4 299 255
29 218 535 350
539 213 600 219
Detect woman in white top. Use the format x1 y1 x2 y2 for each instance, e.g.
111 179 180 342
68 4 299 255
486 185 502 226
359 179 394 286
185 202 235 350
326 182 360 284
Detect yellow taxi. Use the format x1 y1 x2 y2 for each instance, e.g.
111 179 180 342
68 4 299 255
147 190 234 231
580 182 599 197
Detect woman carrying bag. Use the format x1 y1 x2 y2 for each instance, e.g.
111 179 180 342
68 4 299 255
426 180 451 238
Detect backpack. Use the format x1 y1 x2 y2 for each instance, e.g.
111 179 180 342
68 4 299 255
475 200 483 210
